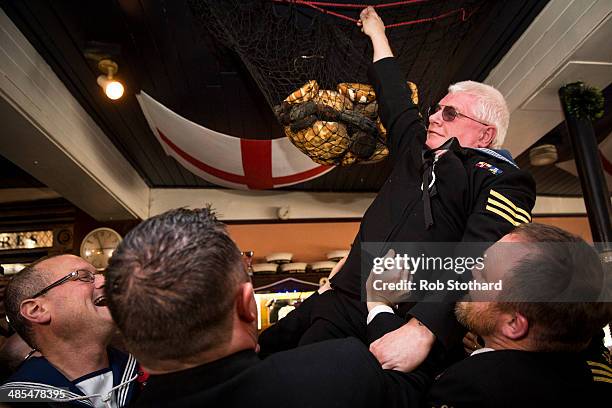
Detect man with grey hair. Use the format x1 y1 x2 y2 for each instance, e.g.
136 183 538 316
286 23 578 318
259 6 536 373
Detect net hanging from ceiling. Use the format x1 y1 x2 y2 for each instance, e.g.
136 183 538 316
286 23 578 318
189 0 484 165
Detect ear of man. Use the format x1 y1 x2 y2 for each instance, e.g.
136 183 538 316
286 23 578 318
20 299 51 325
236 282 257 323
500 311 529 340
479 126 497 148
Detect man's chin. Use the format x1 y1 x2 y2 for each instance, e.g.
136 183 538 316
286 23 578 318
98 314 116 341
95 305 114 323
425 133 447 149
454 302 471 324
455 302 497 337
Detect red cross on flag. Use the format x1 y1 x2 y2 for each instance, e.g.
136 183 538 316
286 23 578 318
137 92 333 190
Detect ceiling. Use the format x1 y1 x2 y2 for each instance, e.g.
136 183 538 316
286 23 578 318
0 0 559 194
515 83 612 197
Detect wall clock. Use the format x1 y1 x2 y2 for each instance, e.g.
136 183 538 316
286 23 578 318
80 227 122 270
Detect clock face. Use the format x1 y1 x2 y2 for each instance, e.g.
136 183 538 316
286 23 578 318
80 228 122 270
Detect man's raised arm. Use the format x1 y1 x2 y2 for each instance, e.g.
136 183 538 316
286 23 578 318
360 7 425 157
358 7 393 62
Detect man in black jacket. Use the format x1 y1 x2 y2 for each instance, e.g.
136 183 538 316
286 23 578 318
260 6 536 372
369 222 612 407
104 208 434 408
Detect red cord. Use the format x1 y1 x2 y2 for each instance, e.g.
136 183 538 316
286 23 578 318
385 7 466 28
278 0 430 8
271 0 476 28
301 1 357 23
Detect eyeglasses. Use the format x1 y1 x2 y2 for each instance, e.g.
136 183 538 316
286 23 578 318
30 269 98 299
427 104 490 127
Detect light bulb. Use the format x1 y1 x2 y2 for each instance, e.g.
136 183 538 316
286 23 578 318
105 81 124 100
97 75 125 100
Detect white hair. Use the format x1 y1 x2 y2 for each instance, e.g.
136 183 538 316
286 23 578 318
447 81 509 149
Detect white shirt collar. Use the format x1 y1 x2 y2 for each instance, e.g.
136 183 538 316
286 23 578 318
470 347 495 356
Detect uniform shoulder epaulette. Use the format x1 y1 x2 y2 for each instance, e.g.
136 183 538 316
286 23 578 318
588 346 612 384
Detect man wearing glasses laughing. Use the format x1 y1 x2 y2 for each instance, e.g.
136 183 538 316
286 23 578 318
260 6 537 377
0 255 140 407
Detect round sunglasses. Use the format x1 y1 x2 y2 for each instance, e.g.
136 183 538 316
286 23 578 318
427 104 490 127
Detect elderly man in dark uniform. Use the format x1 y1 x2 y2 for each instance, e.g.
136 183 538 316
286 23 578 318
259 6 536 371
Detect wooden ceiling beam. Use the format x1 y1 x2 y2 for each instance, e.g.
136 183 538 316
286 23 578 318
0 9 149 221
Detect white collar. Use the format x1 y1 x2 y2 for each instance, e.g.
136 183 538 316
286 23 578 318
470 347 495 356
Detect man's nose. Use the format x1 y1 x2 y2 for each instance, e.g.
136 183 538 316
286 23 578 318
428 108 443 126
94 272 106 289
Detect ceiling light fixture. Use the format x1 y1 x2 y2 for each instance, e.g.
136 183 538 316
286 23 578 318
529 144 558 166
97 59 124 100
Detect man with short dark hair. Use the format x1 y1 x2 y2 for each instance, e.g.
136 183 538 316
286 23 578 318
105 208 434 408
368 223 612 407
0 255 140 407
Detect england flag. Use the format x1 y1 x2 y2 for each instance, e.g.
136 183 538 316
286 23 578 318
137 92 332 190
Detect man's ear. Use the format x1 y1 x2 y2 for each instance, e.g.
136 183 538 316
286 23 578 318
20 299 51 325
479 126 497 148
236 282 257 323
500 311 529 340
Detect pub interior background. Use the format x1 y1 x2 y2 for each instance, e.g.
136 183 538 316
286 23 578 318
0 0 611 341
